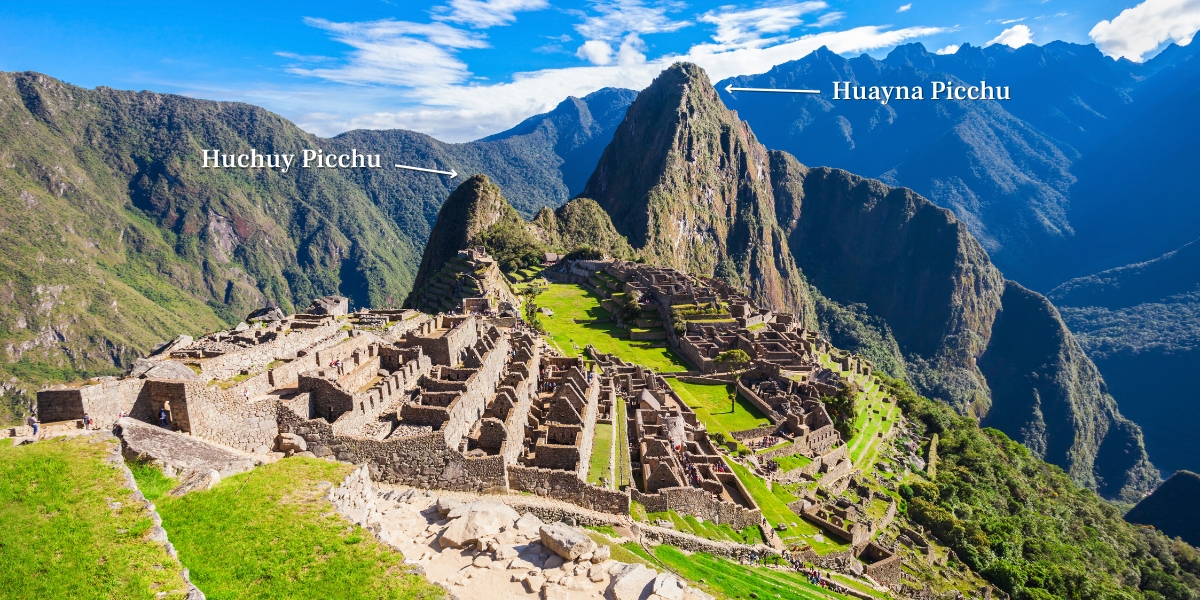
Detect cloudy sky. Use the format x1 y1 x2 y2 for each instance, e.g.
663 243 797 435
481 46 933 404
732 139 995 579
2 0 1197 142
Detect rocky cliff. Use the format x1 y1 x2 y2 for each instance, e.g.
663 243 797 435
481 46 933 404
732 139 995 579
580 63 814 324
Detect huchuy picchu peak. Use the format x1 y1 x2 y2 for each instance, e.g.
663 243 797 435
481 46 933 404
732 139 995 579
4 52 1200 600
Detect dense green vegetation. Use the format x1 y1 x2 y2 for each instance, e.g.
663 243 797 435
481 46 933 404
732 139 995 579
536 284 688 371
1125 470 1200 548
0 436 191 599
884 374 1200 600
134 458 442 600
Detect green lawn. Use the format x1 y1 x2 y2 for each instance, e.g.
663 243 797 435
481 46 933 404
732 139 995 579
588 422 613 486
668 379 771 435
646 509 764 545
614 396 632 488
136 458 443 600
537 284 689 372
772 454 813 472
650 545 859 600
0 436 192 599
723 457 849 555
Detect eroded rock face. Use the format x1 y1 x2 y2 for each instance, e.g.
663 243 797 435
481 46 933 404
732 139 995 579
539 522 597 560
115 417 255 487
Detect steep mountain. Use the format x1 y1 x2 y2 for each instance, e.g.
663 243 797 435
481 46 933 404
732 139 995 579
1126 470 1200 547
716 41 1200 291
530 197 636 260
978 282 1157 498
580 63 815 323
578 62 1155 499
405 175 636 312
0 72 634 424
1050 238 1200 475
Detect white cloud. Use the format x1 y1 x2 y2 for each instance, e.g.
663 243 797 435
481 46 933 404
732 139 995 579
574 0 692 42
432 0 549 28
282 15 951 142
1090 0 1200 62
812 11 845 27
698 2 827 49
576 39 614 64
999 17 1026 24
935 44 959 54
286 18 488 87
898 4 912 12
987 24 1034 48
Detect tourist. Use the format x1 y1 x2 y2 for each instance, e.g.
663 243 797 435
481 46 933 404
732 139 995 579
158 408 169 428
27 414 38 437
82 412 91 430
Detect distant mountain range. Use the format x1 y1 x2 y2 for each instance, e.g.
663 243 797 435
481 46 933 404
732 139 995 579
717 40 1200 290
718 41 1200 477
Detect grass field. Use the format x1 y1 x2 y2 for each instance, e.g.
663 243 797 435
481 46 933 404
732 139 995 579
0 436 192 599
772 454 813 472
723 457 849 555
536 284 689 372
588 422 613 486
645 509 765 545
614 397 632 488
136 458 443 600
667 379 771 437
649 545 857 599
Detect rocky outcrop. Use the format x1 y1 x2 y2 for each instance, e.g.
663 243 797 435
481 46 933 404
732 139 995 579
531 197 636 259
539 522 598 560
114 417 257 488
580 63 814 322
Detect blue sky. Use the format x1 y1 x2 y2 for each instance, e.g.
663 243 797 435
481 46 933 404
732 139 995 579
1 0 1197 141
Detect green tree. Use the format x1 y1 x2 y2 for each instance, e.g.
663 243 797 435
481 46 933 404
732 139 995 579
822 381 861 439
714 349 751 368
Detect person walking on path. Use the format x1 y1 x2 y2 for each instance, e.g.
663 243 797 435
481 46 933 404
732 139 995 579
158 408 169 428
82 412 91 430
27 414 39 437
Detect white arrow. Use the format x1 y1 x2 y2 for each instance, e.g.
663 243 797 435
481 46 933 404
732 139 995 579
724 84 820 94
394 163 458 178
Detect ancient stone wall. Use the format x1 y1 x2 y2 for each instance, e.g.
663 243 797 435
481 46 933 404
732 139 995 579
441 332 509 449
630 485 762 531
163 381 280 452
735 379 784 423
638 524 777 561
506 464 630 514
193 321 345 381
729 425 780 441
38 378 150 427
277 404 508 493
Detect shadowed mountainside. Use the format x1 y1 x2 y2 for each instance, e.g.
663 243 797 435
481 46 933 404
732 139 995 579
1126 470 1200 547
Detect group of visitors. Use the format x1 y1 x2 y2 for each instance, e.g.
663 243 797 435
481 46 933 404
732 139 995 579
750 435 780 449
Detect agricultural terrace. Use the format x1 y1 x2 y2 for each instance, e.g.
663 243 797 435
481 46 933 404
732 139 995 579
588 421 614 486
723 457 850 555
846 378 899 470
535 283 689 372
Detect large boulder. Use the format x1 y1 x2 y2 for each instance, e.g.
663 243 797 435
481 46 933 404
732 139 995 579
115 417 255 485
141 361 203 381
247 306 285 323
539 522 598 560
308 295 349 316
275 433 307 453
609 563 657 600
652 573 685 600
439 501 520 548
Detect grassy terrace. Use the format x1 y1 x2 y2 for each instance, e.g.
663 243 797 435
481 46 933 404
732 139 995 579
646 509 765 545
723 457 850 555
588 421 614 486
0 436 193 599
613 396 632 488
641 545 856 600
537 283 689 372
667 379 771 438
135 458 442 600
772 454 813 472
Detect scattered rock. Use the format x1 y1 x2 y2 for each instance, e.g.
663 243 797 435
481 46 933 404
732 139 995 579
247 306 285 323
515 512 544 532
473 555 493 568
610 563 658 600
439 502 520 548
539 522 597 560
523 575 546 593
591 545 611 563
141 361 203 381
437 496 464 517
170 469 221 496
653 573 685 600
543 554 565 569
588 566 607 582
